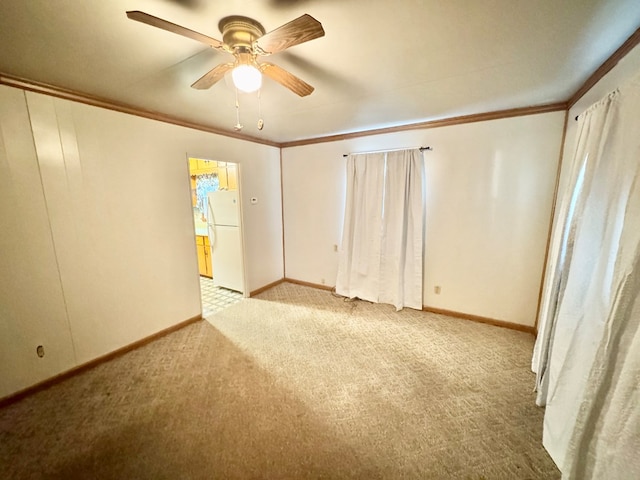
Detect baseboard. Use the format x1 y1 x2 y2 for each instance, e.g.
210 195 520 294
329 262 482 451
0 315 202 408
249 278 285 296
277 281 533 335
422 306 536 335
284 277 335 291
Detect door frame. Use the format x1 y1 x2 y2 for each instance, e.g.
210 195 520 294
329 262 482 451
185 156 248 302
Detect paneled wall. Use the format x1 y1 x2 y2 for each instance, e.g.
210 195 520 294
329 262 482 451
281 111 565 327
0 86 283 398
0 86 77 397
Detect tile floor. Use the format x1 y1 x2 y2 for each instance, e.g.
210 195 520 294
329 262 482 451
200 276 243 318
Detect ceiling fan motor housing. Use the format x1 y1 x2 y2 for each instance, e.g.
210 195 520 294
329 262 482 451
218 16 265 53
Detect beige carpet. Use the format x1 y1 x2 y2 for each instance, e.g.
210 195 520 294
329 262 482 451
0 282 560 479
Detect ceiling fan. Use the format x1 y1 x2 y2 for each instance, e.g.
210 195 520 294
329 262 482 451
126 10 325 97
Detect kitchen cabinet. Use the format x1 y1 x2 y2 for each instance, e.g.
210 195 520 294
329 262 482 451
189 158 237 191
196 235 212 278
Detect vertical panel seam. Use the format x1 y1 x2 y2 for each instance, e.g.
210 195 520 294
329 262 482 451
25 92 79 363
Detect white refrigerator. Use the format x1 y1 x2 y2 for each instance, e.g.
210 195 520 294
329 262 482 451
207 190 244 293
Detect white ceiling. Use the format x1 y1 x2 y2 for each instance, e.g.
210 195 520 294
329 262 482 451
1 0 639 144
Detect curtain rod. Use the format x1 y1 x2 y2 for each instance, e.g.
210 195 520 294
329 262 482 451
342 146 432 157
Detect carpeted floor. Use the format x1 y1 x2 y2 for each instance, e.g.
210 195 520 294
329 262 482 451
0 282 560 479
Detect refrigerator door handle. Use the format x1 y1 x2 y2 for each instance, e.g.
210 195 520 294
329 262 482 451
207 201 216 246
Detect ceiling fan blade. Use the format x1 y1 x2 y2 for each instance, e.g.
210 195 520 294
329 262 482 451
261 63 314 97
255 14 324 55
191 63 234 89
126 11 224 49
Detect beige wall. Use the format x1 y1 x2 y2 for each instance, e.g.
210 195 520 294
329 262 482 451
0 86 283 398
6 41 637 398
281 111 566 326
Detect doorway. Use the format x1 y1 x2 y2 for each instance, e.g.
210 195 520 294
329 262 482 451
188 157 246 317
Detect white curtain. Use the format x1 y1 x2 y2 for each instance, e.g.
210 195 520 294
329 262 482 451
532 72 640 479
336 149 424 310
336 153 386 303
531 104 602 405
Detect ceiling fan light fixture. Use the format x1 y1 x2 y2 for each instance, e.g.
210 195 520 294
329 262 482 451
127 10 325 100
232 64 262 93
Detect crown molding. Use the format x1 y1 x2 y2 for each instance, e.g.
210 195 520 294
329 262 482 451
279 103 568 148
568 26 640 109
0 73 280 148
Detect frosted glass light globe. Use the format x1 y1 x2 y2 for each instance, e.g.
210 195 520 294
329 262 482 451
232 65 262 93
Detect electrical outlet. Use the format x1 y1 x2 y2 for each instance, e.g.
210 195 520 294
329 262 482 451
333 244 338 252
434 286 441 294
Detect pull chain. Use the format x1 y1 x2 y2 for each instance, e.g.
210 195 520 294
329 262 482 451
234 86 243 131
257 88 264 130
